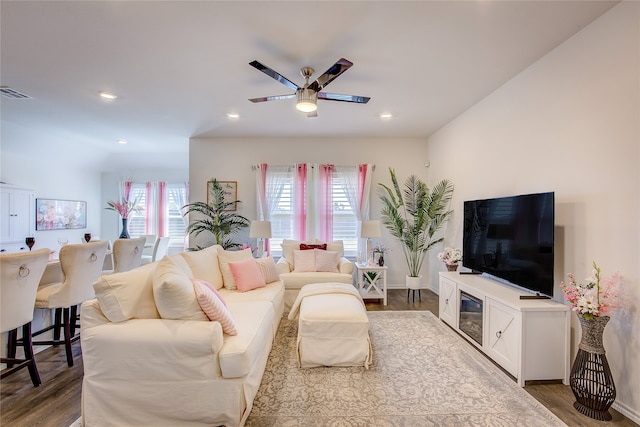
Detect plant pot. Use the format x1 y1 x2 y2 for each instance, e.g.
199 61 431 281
447 264 458 272
406 275 422 289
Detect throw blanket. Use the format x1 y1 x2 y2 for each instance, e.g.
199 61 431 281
288 282 364 320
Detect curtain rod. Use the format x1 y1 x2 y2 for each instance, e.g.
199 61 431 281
251 164 376 171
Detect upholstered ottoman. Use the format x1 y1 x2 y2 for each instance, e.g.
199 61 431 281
288 282 372 369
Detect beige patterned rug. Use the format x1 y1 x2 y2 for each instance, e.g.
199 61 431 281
246 311 567 427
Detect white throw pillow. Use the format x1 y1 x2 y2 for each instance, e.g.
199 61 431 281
325 240 345 259
255 256 280 283
152 256 207 321
293 249 316 272
281 239 301 269
314 249 339 273
218 248 253 290
93 263 160 322
181 245 224 290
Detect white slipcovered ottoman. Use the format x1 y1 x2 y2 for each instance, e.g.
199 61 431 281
288 282 372 369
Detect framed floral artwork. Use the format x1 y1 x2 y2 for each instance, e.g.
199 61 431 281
207 180 238 211
36 198 87 230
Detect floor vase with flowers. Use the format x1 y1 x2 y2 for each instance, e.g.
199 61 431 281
570 315 616 421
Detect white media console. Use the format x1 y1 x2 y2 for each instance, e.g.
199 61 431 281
438 271 570 387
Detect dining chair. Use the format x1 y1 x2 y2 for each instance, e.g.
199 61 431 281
140 236 170 265
112 237 146 273
1 248 50 387
140 234 157 257
31 241 108 367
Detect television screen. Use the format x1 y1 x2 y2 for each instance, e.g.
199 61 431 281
462 192 554 297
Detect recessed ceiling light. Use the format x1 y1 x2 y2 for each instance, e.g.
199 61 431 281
380 113 393 119
227 113 240 119
99 91 117 100
117 139 128 145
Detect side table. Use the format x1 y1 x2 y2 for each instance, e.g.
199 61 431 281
355 263 388 305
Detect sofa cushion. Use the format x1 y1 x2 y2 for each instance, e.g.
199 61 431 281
293 250 316 272
192 279 237 335
152 256 207 321
315 249 339 273
219 300 274 378
218 248 253 290
279 271 354 290
255 256 280 284
93 263 160 322
181 245 224 290
229 258 266 293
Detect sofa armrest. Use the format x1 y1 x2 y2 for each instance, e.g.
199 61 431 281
81 317 225 381
276 257 292 274
338 257 354 274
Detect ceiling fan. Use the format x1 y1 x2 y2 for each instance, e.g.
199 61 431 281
248 58 370 117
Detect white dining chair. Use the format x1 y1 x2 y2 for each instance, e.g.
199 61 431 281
112 237 146 273
140 234 157 257
140 236 170 265
32 241 108 367
1 248 50 387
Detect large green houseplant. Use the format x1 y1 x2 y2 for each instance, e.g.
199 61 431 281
378 168 454 285
183 179 250 250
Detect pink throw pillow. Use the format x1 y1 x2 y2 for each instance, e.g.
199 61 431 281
189 278 227 306
255 256 280 284
293 250 316 272
314 249 339 273
192 280 237 335
229 258 266 292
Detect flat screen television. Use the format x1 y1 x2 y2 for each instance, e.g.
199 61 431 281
462 192 554 297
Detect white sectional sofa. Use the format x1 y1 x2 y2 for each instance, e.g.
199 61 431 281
275 239 355 311
80 245 284 427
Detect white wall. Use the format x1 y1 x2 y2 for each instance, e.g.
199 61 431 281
1 150 102 254
189 137 431 285
426 2 639 421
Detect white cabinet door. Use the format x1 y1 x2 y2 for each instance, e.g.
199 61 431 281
438 276 457 328
485 297 521 377
0 187 35 247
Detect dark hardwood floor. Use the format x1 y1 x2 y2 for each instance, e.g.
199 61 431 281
1 289 637 426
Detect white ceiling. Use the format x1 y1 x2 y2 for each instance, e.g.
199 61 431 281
0 1 618 170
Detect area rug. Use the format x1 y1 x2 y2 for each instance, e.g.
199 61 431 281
245 311 567 427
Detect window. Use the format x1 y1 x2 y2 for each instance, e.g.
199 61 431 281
264 166 360 258
124 181 187 247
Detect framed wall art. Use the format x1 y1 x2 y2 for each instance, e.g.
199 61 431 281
207 180 238 211
36 198 87 230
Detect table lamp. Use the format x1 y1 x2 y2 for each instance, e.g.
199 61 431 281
360 220 381 264
249 221 272 257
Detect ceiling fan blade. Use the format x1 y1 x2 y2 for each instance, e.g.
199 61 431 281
249 94 296 103
307 58 353 92
318 92 370 104
249 60 299 91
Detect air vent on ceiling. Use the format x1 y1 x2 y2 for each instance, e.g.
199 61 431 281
0 86 33 99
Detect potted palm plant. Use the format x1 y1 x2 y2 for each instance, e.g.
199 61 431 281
378 168 454 289
183 179 250 250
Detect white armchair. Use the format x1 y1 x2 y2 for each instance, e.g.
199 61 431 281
276 239 354 311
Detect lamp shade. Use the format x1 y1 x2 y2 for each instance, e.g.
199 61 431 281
249 221 272 238
360 220 381 238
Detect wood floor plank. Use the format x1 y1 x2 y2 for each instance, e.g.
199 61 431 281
1 289 637 426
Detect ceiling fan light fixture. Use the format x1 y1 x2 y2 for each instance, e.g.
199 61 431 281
296 88 317 113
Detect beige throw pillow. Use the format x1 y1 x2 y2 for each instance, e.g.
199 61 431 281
217 248 253 290
152 256 207 321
